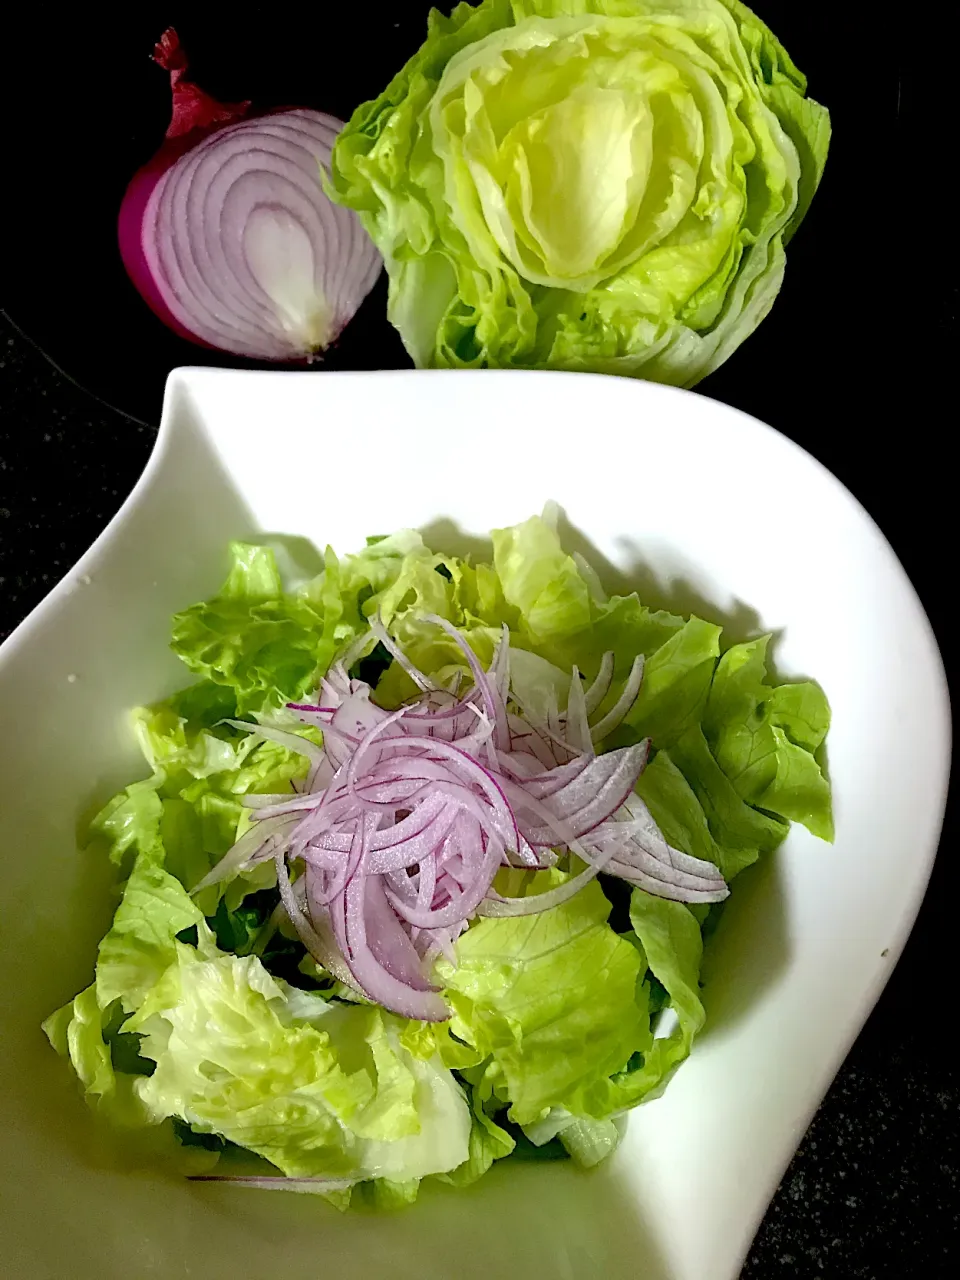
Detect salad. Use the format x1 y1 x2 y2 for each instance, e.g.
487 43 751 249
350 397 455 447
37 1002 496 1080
43 511 832 1207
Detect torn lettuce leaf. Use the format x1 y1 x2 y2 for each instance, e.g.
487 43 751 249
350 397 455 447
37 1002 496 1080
436 874 646 1125
95 852 205 1013
702 637 833 840
170 543 343 715
129 947 471 1184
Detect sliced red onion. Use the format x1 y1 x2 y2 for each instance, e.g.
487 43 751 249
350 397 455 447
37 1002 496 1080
617 793 727 879
222 719 324 765
337 630 377 674
247 792 332 818
119 29 380 360
476 849 616 918
195 620 728 1018
514 743 651 846
274 853 355 989
425 615 508 753
511 752 593 799
603 860 727 905
241 792 307 810
505 715 562 770
192 813 299 893
589 655 646 743
369 614 436 692
339 875 449 1022
189 1175 356 1193
507 691 579 762
565 666 592 755
386 831 503 929
582 652 615 716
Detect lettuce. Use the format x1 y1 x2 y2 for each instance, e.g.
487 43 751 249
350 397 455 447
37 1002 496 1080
702 637 833 839
42 865 203 1140
438 1095 516 1186
437 874 647 1124
551 889 706 1119
95 853 205 1013
330 0 829 386
170 543 343 715
622 889 705 1094
45 851 205 1053
48 856 471 1192
556 1116 623 1168
543 593 686 684
621 616 722 747
669 727 788 879
87 638 318 913
491 513 592 643
42 986 149 1129
436 873 713 1129
635 748 724 868
129 949 471 1185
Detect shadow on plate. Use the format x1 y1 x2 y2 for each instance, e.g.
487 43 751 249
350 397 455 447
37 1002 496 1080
698 850 791 1043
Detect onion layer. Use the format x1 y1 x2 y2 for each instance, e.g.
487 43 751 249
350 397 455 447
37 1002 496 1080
118 29 381 360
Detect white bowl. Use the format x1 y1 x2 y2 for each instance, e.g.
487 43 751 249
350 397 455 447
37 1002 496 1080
0 369 949 1280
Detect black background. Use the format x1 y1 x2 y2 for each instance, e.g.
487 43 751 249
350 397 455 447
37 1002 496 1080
1 4 956 1275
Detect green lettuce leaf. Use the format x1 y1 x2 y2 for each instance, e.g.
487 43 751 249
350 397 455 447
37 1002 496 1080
42 986 151 1129
544 594 686 685
574 888 705 1115
361 1178 423 1209
491 512 592 643
521 1105 624 1167
129 948 471 1183
629 888 705 1063
95 852 205 1013
636 748 724 867
702 637 833 839
42 866 211 1134
721 0 832 239
557 1116 623 1168
669 725 786 879
338 529 458 630
331 529 512 707
88 701 310 913
89 778 165 869
620 616 722 747
133 704 256 779
170 543 341 714
436 1086 516 1187
632 636 832 880
436 873 646 1124
602 889 705 1106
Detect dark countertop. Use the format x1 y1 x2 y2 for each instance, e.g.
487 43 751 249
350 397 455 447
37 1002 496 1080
1 310 956 1277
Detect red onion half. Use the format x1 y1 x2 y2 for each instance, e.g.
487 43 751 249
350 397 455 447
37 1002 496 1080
118 29 381 360
195 622 728 1020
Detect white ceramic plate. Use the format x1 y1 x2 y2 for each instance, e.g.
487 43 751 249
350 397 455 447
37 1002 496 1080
0 369 949 1280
